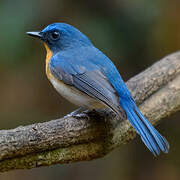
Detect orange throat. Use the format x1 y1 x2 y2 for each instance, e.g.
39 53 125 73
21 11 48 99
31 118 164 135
44 43 53 79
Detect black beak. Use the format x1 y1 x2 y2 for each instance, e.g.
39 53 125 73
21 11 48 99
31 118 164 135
26 31 42 38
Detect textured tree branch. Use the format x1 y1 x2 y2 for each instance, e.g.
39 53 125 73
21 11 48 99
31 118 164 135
0 51 180 172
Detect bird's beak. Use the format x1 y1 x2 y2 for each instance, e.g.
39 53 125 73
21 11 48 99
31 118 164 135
26 31 42 38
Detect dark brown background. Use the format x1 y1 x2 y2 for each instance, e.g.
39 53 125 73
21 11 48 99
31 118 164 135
0 0 179 179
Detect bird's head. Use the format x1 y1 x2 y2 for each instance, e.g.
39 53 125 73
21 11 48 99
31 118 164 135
27 23 92 53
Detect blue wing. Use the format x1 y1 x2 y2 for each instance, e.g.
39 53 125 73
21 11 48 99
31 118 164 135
49 51 125 118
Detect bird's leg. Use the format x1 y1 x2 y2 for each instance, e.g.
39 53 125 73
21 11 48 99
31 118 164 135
64 107 88 118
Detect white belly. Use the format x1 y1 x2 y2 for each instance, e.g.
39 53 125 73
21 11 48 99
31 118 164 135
49 77 105 109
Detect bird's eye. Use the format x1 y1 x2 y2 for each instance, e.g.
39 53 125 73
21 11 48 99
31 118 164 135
50 31 60 40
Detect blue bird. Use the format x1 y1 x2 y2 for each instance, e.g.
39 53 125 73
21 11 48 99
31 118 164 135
27 23 169 156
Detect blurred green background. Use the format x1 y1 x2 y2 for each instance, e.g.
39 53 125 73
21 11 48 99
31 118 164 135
0 0 180 179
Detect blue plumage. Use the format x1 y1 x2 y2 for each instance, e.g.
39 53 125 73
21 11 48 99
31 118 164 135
120 98 169 155
27 23 169 156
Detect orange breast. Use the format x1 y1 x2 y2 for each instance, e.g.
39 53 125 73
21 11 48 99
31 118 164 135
44 43 53 80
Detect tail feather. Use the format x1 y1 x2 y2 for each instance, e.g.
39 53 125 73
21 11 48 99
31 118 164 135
126 105 159 155
134 107 169 153
120 99 169 156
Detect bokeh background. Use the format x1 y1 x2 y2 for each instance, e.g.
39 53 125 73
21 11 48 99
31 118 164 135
0 0 180 179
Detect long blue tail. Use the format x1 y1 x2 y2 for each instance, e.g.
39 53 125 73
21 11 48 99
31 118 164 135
120 98 169 156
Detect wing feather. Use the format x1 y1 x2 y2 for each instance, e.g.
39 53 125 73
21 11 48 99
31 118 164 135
50 56 125 117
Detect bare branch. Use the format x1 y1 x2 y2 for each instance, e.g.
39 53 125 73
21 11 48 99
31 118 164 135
0 51 180 172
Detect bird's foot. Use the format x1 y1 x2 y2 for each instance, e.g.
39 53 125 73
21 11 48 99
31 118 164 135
64 107 88 118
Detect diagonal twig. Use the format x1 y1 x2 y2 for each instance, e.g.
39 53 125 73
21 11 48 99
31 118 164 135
0 51 180 172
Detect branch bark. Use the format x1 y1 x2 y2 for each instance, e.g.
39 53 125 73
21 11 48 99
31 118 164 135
0 51 180 172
